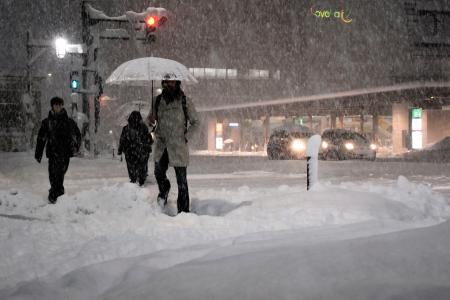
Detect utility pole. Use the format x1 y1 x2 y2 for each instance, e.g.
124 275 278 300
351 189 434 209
25 31 53 149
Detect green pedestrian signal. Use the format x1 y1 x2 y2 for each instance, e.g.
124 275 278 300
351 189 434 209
70 70 80 92
411 108 422 119
70 79 79 90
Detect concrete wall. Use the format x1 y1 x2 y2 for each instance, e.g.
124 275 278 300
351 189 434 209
207 117 217 151
392 103 409 154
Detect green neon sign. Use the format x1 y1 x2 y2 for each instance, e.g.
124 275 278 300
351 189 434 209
411 108 422 119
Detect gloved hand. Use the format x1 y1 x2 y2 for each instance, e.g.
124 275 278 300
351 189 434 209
147 114 157 127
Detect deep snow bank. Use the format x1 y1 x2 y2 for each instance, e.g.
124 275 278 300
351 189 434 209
1 175 449 292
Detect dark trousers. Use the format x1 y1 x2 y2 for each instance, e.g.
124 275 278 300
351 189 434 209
48 156 70 199
154 149 190 213
126 155 149 185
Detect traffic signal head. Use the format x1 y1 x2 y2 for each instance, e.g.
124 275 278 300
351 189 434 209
128 7 170 42
146 16 156 26
71 79 79 90
145 15 167 34
70 70 81 92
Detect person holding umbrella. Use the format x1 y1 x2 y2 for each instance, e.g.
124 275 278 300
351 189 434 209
105 57 199 213
148 79 200 214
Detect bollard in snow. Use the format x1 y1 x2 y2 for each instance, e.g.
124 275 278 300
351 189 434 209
306 135 322 191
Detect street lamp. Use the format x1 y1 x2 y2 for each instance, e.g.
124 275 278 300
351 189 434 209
55 37 67 58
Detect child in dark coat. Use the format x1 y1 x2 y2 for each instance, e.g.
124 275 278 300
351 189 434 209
118 111 152 186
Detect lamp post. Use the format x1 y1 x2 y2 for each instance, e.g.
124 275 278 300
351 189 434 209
54 38 68 58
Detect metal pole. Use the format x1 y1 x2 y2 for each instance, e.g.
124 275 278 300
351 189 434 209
151 80 154 109
81 0 89 115
306 156 311 190
26 31 32 94
82 0 96 158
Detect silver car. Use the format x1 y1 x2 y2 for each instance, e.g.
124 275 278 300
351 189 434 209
319 129 377 160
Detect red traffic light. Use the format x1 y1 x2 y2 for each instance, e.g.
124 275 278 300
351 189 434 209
145 15 168 29
146 16 157 27
143 14 168 38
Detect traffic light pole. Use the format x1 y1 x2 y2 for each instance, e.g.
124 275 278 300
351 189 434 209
80 0 169 158
81 0 95 158
24 1 169 157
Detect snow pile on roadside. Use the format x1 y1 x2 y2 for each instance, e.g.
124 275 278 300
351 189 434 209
2 175 447 229
0 176 449 290
338 176 450 222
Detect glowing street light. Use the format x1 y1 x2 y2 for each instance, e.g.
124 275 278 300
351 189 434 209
55 37 68 58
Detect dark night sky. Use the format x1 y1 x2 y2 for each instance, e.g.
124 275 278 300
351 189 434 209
1 0 450 107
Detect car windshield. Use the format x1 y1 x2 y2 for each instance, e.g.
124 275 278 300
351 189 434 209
324 130 369 144
346 132 368 144
272 130 312 139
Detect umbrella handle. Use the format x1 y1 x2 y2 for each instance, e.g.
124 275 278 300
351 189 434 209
148 79 155 127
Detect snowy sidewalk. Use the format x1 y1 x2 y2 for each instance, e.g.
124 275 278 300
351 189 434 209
0 153 449 299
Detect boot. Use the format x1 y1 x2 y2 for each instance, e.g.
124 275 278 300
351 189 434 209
157 181 170 208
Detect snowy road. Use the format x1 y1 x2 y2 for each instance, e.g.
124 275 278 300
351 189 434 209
0 153 449 299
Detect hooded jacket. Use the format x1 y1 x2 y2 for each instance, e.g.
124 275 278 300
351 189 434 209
118 111 152 160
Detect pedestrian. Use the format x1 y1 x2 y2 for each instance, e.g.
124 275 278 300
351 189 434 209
148 80 200 214
35 97 81 204
118 111 152 186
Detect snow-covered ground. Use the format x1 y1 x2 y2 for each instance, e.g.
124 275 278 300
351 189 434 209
0 152 450 299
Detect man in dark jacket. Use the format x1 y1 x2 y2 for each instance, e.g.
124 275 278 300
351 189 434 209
35 97 81 204
118 111 152 186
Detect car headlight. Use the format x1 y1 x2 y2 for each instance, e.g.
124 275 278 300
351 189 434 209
291 139 306 152
370 143 377 150
345 142 354 150
321 141 328 149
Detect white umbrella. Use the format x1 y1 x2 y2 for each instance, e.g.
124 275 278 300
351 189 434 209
105 57 198 86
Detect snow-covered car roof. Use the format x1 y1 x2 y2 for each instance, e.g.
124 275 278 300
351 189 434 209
322 129 369 143
272 124 313 135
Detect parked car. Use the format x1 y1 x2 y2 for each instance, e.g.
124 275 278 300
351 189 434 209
319 129 377 160
267 124 313 160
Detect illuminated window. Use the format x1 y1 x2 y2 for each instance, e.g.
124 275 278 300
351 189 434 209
215 122 224 150
216 69 227 79
412 131 423 149
216 123 223 135
248 69 270 79
215 137 223 150
260 70 269 78
249 69 260 79
205 68 216 78
192 68 205 78
227 69 237 79
188 67 273 80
